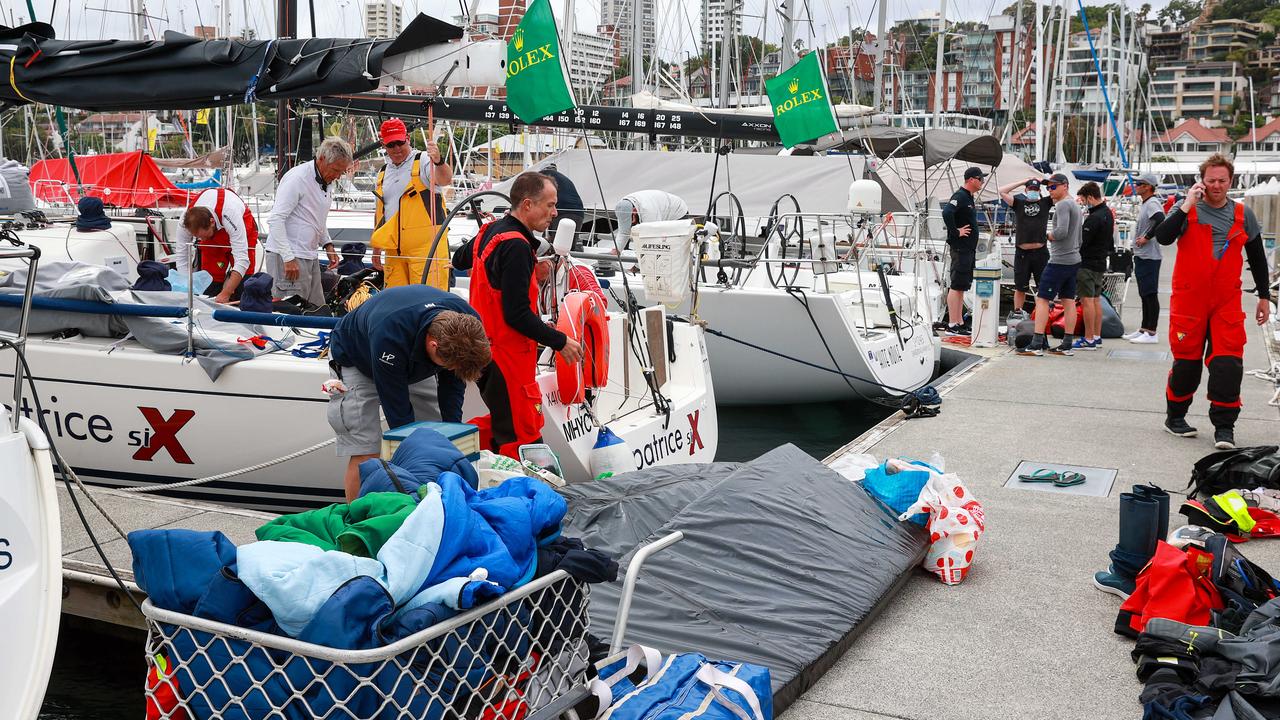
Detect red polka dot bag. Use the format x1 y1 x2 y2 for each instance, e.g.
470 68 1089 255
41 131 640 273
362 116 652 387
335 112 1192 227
897 474 986 585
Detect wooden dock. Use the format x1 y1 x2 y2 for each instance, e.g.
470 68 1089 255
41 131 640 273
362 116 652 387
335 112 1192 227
59 485 275 629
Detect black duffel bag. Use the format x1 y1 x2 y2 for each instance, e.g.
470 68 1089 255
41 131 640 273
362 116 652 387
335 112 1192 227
1186 446 1280 499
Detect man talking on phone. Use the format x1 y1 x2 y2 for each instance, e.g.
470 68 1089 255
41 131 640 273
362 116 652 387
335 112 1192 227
1153 154 1272 449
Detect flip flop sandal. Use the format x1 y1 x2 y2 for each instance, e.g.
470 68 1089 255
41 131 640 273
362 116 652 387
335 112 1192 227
1018 469 1062 483
1017 469 1086 488
1054 471 1087 488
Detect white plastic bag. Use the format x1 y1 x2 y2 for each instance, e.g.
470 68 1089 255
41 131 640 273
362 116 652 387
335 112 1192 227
898 473 985 585
473 450 565 489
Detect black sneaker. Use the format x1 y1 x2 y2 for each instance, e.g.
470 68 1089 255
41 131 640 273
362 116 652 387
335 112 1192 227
1017 337 1045 356
1214 428 1235 450
1165 417 1198 438
944 324 971 336
1047 342 1074 356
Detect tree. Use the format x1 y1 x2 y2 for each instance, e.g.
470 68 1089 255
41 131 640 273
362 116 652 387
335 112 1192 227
1156 0 1202 27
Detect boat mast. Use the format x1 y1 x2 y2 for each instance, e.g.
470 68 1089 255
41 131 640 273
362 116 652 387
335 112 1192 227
133 0 147 42
932 0 947 129
224 0 236 185
873 0 887 112
1034 0 1045 160
781 1 796 69
276 0 298 178
631 0 644 94
719 1 737 109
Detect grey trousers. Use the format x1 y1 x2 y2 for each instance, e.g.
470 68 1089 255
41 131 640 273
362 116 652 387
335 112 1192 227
264 251 325 307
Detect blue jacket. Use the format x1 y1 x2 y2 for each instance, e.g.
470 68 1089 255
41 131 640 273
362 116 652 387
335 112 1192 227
358 425 480 495
128 468 567 719
329 286 479 427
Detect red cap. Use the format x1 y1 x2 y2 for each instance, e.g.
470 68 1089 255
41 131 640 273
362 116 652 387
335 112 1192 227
380 118 408 145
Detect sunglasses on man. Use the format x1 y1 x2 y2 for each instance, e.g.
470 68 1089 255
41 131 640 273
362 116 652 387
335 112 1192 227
385 140 407 148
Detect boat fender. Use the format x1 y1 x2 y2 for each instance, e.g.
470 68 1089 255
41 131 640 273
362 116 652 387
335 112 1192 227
555 291 610 404
590 426 634 480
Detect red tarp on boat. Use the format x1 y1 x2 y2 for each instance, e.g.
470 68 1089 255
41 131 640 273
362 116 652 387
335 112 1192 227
29 151 193 208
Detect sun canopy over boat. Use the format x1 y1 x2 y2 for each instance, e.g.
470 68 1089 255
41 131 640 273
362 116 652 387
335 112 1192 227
0 15 461 112
819 127 1005 167
493 148 911 216
30 151 192 207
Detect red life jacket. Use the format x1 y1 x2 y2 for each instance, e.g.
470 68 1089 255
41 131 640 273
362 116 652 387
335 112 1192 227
467 221 545 456
197 189 258 282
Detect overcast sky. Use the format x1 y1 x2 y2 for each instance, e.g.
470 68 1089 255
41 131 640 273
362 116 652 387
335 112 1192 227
19 0 1175 56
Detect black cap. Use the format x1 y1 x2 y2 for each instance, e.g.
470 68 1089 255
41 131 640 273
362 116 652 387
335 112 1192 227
1048 172 1070 185
964 167 988 181
1025 179 1041 190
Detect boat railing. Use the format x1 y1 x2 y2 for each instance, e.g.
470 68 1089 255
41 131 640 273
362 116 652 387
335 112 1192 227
0 246 40 432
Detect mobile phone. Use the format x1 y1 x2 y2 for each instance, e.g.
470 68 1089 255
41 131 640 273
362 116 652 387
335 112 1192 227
519 443 564 477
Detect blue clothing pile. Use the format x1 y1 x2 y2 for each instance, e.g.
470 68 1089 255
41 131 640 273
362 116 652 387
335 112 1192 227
129 429 570 719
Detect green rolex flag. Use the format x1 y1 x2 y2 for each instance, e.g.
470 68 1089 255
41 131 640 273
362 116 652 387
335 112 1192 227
765 52 838 148
505 0 576 124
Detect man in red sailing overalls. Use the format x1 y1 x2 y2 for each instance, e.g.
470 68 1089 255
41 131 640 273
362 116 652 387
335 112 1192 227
1154 154 1272 450
174 187 260 304
452 172 583 456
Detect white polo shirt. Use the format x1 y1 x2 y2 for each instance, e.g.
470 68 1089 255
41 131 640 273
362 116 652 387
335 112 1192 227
265 160 332 262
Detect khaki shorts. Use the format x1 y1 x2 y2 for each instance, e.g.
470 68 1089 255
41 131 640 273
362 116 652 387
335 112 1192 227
1076 267 1105 298
327 364 442 457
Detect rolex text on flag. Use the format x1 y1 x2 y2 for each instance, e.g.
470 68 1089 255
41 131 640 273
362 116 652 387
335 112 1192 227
505 0 576 124
766 52 838 148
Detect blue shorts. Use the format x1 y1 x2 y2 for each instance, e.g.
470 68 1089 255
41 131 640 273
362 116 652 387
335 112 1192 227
1037 262 1080 302
1134 257 1161 297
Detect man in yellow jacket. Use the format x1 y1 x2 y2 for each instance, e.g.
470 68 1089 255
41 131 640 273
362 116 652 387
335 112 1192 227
372 118 454 288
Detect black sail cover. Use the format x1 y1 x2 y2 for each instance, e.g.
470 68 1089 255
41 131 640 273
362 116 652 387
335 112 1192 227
0 15 460 112
558 444 928 714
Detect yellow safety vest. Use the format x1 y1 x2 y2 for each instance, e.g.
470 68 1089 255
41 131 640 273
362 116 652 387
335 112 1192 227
373 155 449 289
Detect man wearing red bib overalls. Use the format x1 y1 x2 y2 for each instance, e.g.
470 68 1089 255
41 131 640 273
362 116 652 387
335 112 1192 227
452 172 583 456
1154 154 1272 450
176 187 259 304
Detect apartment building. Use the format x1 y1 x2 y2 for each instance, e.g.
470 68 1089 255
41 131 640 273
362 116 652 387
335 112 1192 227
1149 61 1244 121
1060 28 1145 115
364 0 402 37
1186 18 1270 62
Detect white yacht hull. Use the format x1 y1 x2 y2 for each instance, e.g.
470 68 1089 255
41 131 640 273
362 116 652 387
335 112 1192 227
0 309 715 512
0 414 60 720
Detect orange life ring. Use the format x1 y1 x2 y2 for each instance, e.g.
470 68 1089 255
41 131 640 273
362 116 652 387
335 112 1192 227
555 291 610 404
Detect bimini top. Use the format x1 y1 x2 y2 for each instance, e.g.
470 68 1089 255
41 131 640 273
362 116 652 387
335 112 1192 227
820 126 1005 167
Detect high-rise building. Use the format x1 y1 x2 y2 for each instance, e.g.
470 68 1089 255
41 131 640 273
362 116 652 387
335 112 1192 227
701 0 742 53
568 32 617 92
1186 19 1269 63
1060 27 1145 115
1149 61 1244 122
989 15 1034 114
599 0 656 62
364 0 402 37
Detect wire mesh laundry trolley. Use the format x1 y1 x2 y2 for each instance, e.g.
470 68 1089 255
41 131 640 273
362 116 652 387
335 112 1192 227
141 569 593 720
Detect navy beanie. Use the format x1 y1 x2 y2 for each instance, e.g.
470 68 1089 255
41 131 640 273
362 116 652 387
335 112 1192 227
132 261 172 291
239 272 275 313
76 196 112 231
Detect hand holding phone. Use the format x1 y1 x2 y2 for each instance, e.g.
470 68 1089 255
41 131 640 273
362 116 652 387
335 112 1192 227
1182 182 1205 213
